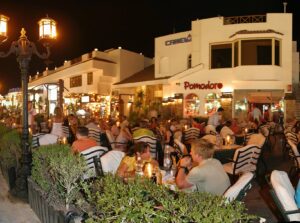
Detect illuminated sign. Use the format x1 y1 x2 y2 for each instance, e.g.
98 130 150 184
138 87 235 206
184 81 223 90
165 34 192 46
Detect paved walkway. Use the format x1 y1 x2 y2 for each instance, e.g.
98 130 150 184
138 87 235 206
0 171 40 223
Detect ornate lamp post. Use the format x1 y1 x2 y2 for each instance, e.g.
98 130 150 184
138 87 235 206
0 14 57 199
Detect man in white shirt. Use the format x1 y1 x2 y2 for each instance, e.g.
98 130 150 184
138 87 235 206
252 104 262 123
28 101 36 127
207 107 224 128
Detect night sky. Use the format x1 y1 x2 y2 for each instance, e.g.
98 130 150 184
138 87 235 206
0 0 299 94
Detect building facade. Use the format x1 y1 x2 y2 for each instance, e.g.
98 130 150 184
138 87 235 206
28 48 153 117
115 13 299 122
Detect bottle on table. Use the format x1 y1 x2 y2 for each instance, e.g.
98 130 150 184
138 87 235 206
151 171 157 183
170 155 177 178
155 167 162 184
163 145 172 171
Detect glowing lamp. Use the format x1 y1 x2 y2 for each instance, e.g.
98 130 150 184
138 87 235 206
0 14 9 42
38 16 57 44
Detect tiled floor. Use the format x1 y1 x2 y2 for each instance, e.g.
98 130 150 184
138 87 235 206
0 171 40 223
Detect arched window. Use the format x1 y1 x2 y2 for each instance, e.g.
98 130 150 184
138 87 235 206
205 93 221 115
184 93 200 116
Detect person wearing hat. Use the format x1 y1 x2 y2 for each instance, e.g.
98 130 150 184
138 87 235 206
207 107 224 128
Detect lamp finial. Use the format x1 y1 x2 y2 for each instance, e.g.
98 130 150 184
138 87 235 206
20 28 26 37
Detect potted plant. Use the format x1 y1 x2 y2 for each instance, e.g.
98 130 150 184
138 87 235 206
29 144 86 223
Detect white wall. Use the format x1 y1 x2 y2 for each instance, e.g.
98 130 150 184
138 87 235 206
155 31 192 78
155 13 294 93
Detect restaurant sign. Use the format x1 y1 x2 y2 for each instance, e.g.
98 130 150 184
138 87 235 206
184 81 223 90
165 34 192 46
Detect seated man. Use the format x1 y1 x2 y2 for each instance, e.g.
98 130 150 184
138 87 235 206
176 138 230 195
72 126 97 153
219 120 234 140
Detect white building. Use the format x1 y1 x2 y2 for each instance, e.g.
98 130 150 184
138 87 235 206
114 13 299 121
28 48 153 116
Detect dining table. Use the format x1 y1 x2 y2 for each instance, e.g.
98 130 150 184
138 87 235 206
213 144 242 164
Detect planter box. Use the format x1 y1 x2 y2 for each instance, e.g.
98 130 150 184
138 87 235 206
28 177 66 223
0 164 16 190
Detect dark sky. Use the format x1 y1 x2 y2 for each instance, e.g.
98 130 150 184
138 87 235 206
0 0 299 94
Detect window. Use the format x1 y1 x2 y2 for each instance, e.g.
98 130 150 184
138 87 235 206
241 39 272 65
87 72 93 85
70 75 82 88
211 44 232 69
187 54 192 69
275 40 280 66
184 93 200 116
205 93 221 116
234 41 238 67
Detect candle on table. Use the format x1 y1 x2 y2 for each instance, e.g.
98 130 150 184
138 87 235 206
226 135 230 145
62 136 67 144
146 163 152 178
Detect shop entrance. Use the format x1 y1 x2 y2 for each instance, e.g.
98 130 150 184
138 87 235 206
234 90 284 122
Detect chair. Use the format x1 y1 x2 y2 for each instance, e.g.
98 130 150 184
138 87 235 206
223 145 261 182
105 130 128 150
246 133 267 175
267 170 300 222
283 131 298 160
244 132 254 145
246 133 266 148
31 133 46 149
183 127 200 143
88 128 101 145
100 150 125 174
62 125 70 138
286 139 300 179
80 145 108 180
223 172 254 202
133 135 158 159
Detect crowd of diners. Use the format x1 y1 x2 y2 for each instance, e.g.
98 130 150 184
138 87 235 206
0 103 288 196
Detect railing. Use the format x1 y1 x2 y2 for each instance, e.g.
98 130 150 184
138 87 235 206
70 56 82 65
224 15 266 25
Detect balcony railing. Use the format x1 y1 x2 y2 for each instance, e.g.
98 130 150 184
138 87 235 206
224 15 266 25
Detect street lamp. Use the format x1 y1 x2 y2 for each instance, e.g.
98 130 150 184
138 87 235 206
0 14 57 199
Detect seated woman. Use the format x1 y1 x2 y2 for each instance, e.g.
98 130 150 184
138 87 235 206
39 107 64 145
117 141 159 178
115 122 133 150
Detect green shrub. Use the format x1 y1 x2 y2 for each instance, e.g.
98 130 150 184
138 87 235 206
31 144 86 210
0 125 21 169
78 174 257 223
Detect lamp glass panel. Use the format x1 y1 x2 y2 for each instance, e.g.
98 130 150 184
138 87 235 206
0 19 7 36
39 18 56 39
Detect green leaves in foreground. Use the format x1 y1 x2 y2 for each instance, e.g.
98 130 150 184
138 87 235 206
79 174 257 223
